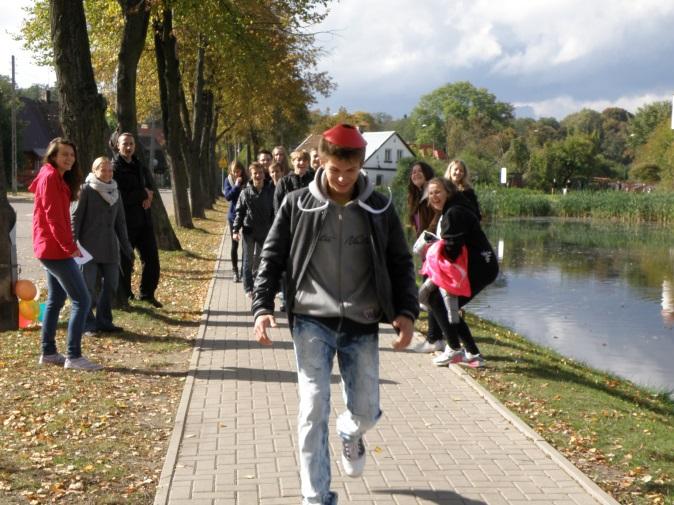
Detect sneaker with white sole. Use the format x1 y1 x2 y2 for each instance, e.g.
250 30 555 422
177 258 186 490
410 338 445 353
432 346 465 366
64 356 103 371
460 352 485 368
341 437 366 477
39 353 66 366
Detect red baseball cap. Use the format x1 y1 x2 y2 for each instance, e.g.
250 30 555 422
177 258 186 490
322 124 367 148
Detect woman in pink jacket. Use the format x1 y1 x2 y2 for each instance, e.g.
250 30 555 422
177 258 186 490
29 138 101 371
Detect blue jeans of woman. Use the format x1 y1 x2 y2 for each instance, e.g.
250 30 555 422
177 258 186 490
292 315 382 505
39 258 91 359
81 261 119 331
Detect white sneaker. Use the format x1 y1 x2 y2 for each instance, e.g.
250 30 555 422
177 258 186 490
410 338 445 353
432 346 465 366
460 352 485 368
64 356 103 371
39 353 66 366
341 437 366 477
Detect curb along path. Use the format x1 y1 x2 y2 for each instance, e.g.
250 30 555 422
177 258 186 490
154 231 620 505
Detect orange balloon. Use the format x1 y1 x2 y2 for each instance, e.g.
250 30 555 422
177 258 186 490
15 280 37 301
19 299 40 320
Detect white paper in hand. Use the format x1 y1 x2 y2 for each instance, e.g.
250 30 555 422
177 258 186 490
74 241 93 265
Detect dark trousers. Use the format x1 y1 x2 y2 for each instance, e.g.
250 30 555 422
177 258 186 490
228 219 239 274
428 290 480 355
120 225 160 299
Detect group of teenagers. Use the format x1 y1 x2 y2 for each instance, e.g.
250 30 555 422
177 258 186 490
223 144 322 307
31 133 162 371
236 124 498 505
405 158 498 368
31 122 497 504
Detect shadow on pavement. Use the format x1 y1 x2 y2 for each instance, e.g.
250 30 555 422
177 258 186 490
188 366 398 385
375 488 486 504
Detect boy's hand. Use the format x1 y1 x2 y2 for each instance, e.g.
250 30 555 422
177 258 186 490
254 314 277 346
391 315 414 350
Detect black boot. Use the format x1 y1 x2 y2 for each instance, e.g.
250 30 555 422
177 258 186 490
233 265 241 283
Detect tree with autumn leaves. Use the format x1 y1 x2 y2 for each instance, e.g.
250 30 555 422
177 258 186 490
20 0 333 233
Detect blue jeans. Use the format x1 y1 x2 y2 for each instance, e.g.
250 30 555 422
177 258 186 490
81 261 119 331
292 315 382 505
241 233 264 293
39 258 92 359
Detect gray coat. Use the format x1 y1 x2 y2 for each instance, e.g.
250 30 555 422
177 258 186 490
72 184 133 264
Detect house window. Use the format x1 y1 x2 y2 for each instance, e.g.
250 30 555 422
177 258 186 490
376 175 383 186
396 149 403 161
384 149 392 163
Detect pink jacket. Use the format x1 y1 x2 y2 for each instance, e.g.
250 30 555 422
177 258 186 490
29 163 78 259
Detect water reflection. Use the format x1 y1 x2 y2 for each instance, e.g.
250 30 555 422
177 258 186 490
470 218 674 395
662 279 674 327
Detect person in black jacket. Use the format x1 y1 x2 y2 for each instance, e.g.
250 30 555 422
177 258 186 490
232 162 275 298
273 149 315 212
113 132 162 308
252 124 418 505
424 177 498 368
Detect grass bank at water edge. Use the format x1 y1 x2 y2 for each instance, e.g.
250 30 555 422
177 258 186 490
456 313 674 505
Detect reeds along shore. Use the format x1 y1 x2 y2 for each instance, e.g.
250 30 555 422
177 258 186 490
476 188 674 224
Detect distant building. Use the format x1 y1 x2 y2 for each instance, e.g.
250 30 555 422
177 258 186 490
17 94 62 187
361 131 415 186
295 130 415 186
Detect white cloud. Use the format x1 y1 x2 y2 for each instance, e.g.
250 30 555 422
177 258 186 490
315 0 674 116
0 1 54 87
515 91 674 119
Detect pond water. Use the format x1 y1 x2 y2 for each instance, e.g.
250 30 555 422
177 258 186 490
468 218 674 395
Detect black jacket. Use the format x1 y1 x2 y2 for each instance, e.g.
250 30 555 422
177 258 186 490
232 180 275 241
439 192 498 302
252 178 419 326
461 187 482 221
273 169 315 212
112 154 156 229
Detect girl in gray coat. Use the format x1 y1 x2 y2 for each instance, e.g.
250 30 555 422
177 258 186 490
73 157 133 333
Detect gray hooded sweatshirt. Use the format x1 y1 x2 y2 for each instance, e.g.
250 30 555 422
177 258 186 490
292 169 383 324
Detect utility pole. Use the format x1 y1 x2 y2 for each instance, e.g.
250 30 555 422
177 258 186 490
11 56 18 194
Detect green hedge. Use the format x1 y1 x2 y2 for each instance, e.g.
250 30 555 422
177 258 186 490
480 187 674 224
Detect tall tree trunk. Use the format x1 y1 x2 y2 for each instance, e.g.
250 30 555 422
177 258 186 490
0 135 18 330
155 7 193 229
187 44 207 218
207 95 220 205
116 0 180 251
198 89 214 208
49 0 108 174
115 0 149 137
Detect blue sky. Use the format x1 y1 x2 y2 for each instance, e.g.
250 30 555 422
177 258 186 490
3 0 674 120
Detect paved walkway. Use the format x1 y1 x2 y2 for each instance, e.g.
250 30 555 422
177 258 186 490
154 232 619 505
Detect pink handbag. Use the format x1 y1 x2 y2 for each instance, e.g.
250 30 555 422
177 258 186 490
420 240 471 297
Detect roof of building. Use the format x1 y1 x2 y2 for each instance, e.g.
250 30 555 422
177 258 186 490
17 97 62 155
362 131 415 163
296 131 416 161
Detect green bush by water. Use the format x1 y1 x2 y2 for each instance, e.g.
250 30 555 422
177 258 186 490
480 187 674 224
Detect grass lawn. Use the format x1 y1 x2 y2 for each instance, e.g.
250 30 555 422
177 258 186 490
0 201 226 504
441 313 674 505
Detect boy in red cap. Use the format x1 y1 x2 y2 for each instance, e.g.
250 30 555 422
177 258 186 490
253 124 418 505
